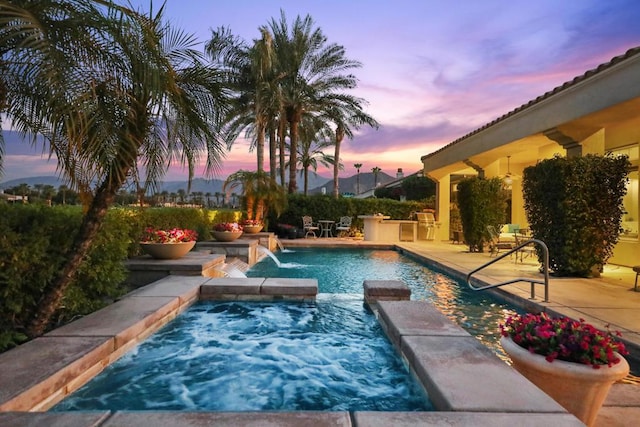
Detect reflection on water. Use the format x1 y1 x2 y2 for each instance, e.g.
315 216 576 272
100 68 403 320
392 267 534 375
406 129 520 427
247 248 520 360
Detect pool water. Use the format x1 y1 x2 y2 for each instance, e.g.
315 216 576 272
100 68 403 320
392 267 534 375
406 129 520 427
52 247 520 412
52 297 431 412
248 248 518 353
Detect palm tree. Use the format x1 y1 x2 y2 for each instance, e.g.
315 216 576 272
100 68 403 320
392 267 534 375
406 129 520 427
295 118 336 195
1 1 228 337
269 11 363 194
206 26 281 174
223 170 287 222
372 166 382 188
354 163 363 194
320 98 379 198
58 185 68 205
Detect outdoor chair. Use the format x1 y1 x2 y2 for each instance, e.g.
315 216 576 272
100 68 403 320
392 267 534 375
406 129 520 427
487 225 514 257
302 216 319 238
513 229 536 263
335 216 352 236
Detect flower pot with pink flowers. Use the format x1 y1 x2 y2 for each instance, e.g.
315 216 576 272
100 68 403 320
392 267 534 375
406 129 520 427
212 222 244 242
500 312 629 426
139 227 198 259
240 219 263 234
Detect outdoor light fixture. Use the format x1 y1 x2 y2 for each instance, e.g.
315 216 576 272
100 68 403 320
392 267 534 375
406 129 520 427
504 156 513 186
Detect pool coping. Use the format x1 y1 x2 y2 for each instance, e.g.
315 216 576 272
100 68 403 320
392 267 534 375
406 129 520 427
0 256 584 426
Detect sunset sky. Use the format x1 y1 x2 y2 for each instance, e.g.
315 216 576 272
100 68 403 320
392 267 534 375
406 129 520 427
3 0 640 183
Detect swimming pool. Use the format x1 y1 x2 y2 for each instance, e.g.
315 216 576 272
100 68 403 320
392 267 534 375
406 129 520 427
248 248 518 355
52 296 431 412
51 247 517 412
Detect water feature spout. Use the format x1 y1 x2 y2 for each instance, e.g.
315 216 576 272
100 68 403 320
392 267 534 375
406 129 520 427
221 264 247 278
257 245 282 267
274 237 294 253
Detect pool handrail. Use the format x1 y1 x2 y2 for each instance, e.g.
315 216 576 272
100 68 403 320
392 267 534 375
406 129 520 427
466 238 550 302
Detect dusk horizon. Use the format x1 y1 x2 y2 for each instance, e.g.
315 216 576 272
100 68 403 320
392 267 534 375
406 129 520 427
3 0 640 183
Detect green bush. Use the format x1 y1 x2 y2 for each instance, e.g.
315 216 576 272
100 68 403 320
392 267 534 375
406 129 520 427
0 205 133 351
271 194 430 231
523 154 629 276
456 177 507 252
126 207 241 255
0 205 244 352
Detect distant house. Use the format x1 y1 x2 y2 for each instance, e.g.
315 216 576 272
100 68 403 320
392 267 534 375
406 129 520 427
354 168 421 199
421 46 640 267
0 190 27 203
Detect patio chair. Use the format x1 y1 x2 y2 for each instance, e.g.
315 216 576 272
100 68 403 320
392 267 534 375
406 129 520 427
514 229 536 263
302 216 319 238
487 225 513 257
335 216 352 236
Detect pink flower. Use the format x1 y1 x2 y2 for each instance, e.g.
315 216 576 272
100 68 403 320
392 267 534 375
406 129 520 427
500 312 627 367
213 222 243 232
141 227 198 243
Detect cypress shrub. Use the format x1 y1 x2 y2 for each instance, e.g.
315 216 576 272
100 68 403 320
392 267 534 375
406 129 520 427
523 154 629 276
456 177 507 252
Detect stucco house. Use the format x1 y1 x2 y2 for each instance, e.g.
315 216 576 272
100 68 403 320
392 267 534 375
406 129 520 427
421 46 640 267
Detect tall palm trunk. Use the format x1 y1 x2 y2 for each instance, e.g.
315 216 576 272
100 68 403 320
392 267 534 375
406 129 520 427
268 124 277 181
333 125 345 198
287 111 301 194
278 117 287 186
256 121 265 172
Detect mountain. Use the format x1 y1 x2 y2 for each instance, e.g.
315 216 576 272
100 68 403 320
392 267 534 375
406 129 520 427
0 174 332 195
0 176 64 190
158 178 225 194
308 171 396 195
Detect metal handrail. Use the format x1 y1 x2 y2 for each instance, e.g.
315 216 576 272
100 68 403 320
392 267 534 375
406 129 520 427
466 238 550 302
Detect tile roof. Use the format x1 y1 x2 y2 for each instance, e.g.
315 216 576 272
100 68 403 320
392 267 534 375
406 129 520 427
423 46 640 159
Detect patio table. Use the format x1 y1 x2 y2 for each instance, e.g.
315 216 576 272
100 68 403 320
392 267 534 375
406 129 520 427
318 220 334 238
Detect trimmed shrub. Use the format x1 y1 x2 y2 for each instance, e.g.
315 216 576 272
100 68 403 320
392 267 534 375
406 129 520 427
523 154 629 276
0 205 133 351
456 177 507 252
271 194 431 232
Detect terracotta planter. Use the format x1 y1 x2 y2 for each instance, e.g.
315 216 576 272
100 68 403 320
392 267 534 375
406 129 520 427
212 231 243 242
500 336 629 426
242 224 263 234
140 241 195 260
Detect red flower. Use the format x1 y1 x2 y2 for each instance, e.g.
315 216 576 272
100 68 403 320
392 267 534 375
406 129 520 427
213 222 243 232
500 312 628 367
141 227 198 243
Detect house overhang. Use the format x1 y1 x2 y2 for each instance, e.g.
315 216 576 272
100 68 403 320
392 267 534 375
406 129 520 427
422 47 640 177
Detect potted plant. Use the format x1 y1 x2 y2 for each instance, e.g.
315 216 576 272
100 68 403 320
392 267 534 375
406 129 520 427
240 219 263 234
500 312 629 425
139 227 198 259
212 222 244 242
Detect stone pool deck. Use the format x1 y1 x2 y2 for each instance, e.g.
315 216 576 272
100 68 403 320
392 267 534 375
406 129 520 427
284 237 640 426
1 238 639 425
0 273 583 426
